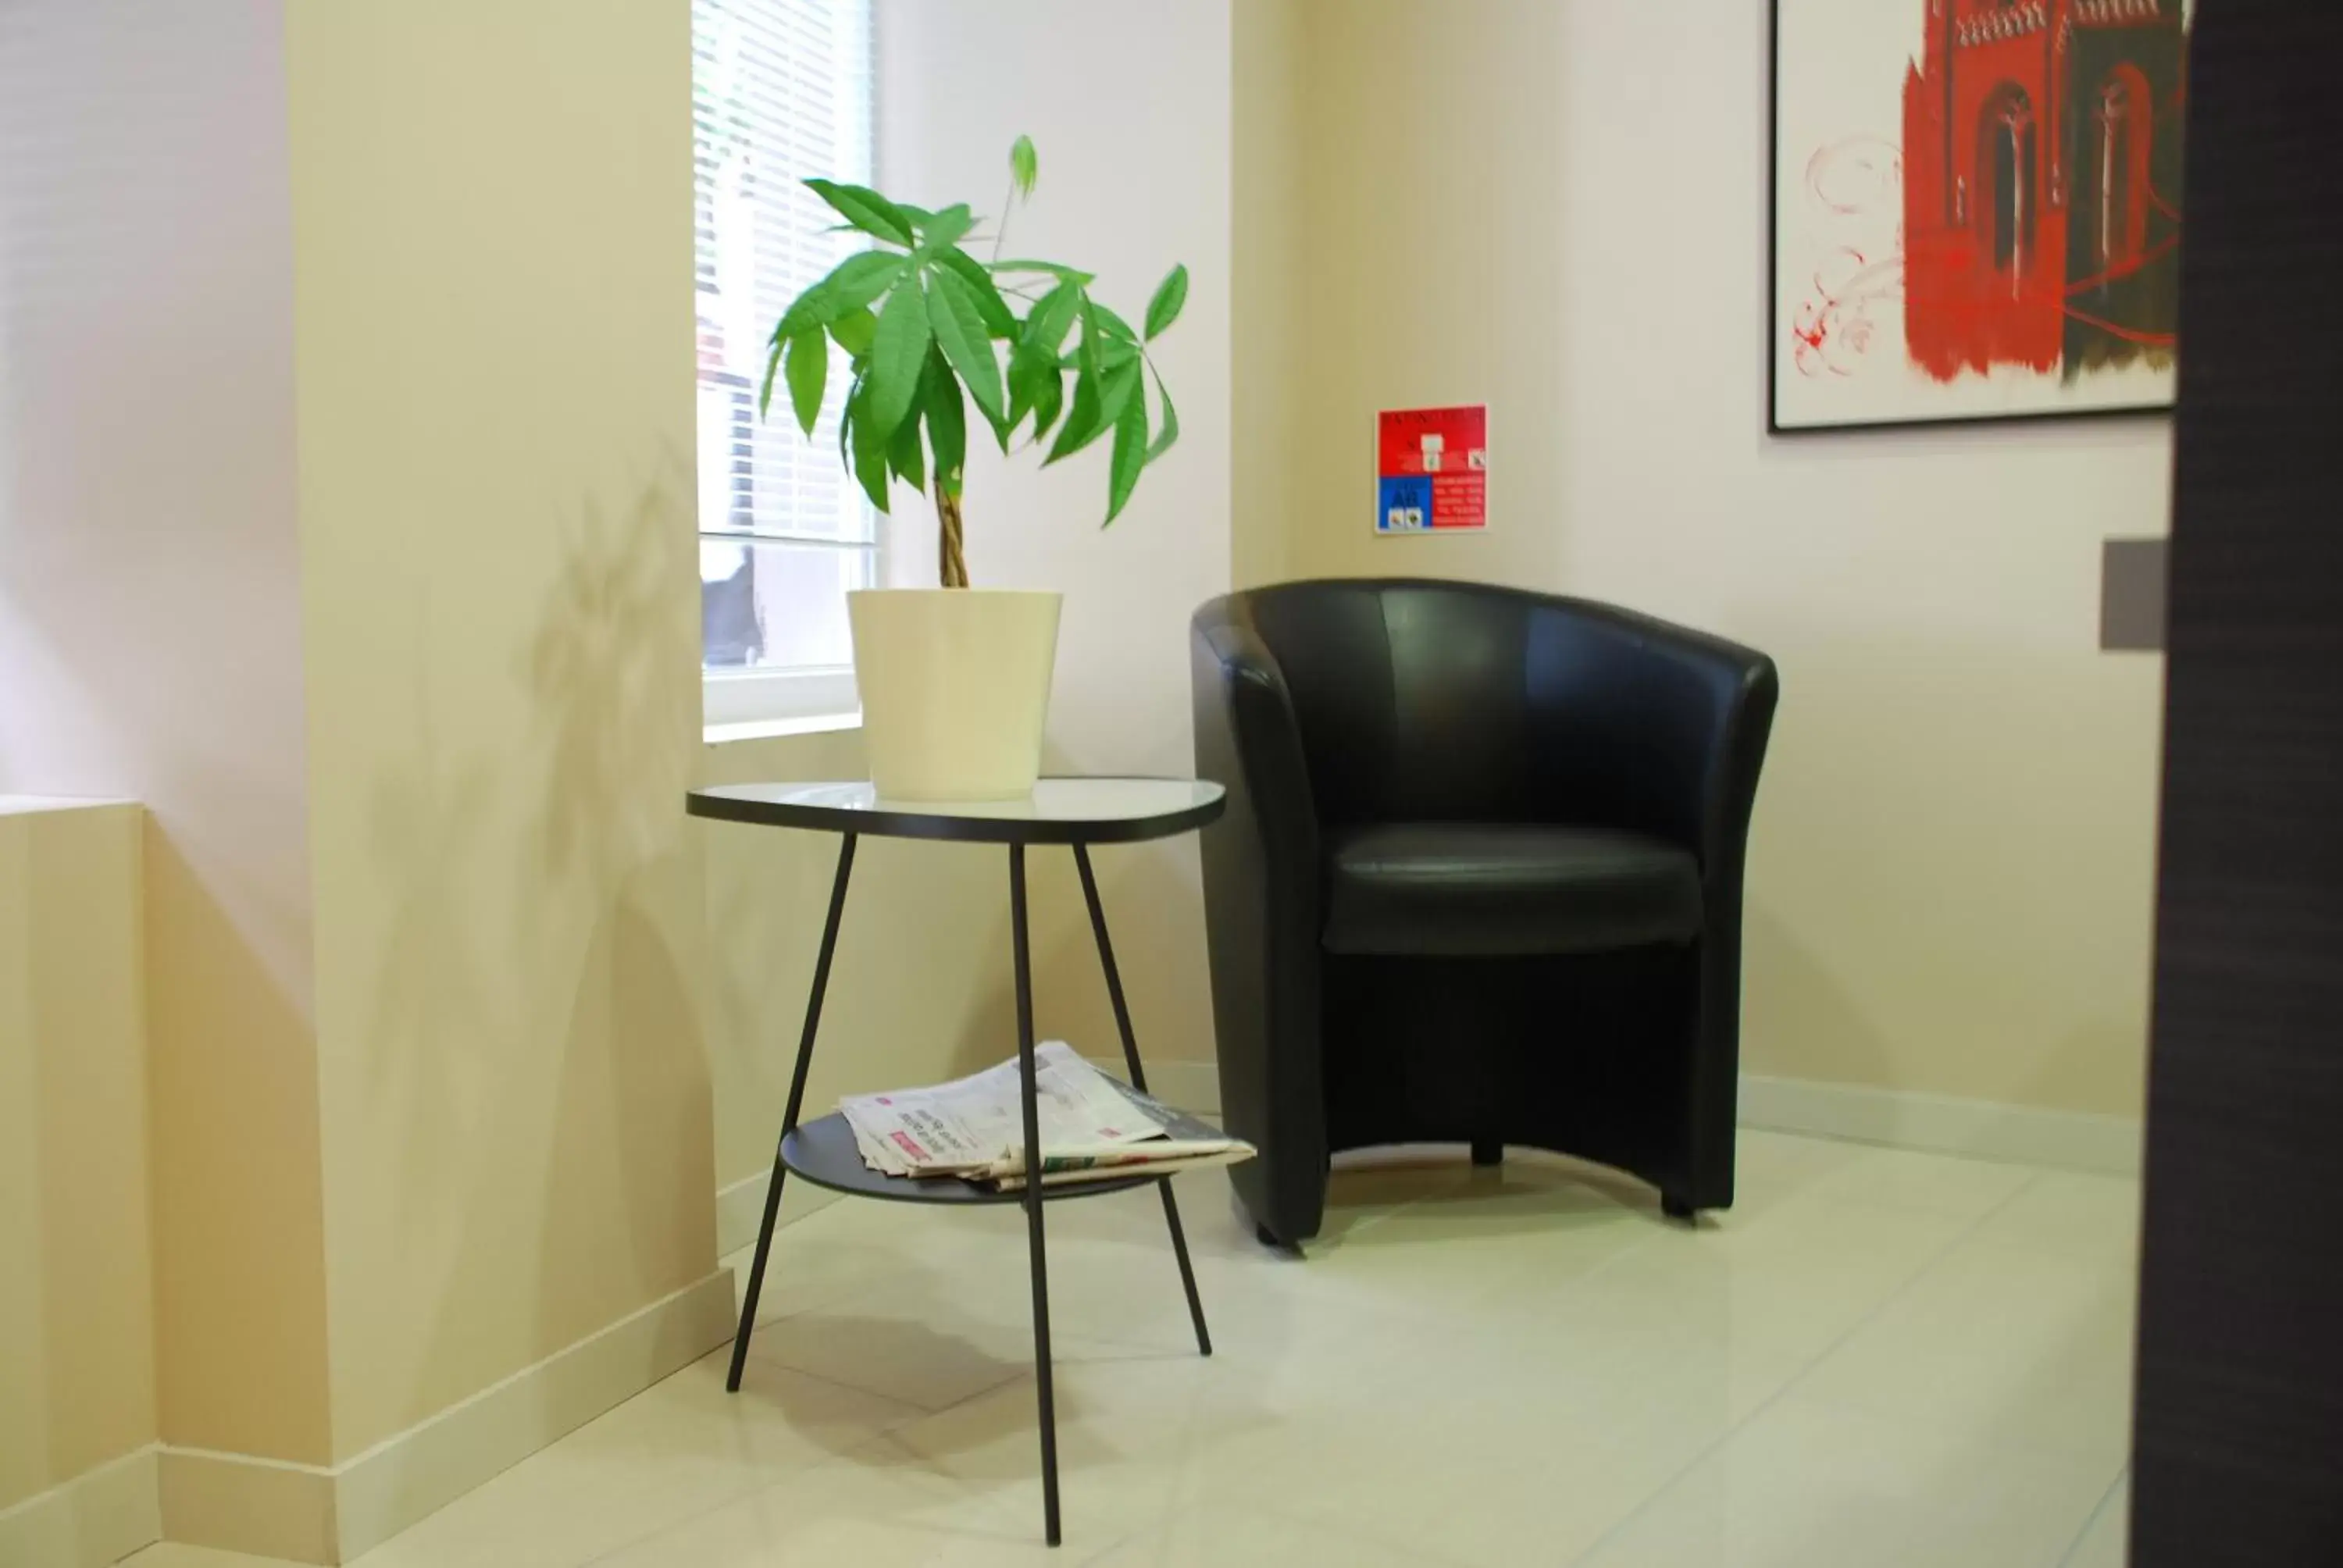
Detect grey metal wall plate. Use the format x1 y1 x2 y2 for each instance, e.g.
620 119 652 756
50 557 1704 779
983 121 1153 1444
2102 537 2170 652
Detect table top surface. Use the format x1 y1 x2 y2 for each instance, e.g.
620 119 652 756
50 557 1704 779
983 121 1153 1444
686 778 1226 845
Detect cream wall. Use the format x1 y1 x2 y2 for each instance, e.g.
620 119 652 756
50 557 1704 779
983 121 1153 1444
0 801 153 1531
283 0 722 1462
1277 0 2166 1118
0 0 334 1466
704 0 1237 1196
1232 0 1307 591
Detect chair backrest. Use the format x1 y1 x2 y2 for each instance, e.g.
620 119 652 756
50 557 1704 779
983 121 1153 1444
1234 578 1727 841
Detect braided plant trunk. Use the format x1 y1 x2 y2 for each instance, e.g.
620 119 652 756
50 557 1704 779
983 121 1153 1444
936 481 970 589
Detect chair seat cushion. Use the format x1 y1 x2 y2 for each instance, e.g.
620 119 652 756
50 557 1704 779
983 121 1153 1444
1321 822 1703 957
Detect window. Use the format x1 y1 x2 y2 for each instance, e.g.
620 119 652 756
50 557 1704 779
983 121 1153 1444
693 0 876 728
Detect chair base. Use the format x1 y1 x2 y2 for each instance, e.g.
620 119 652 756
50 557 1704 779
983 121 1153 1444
1233 1141 1724 1253
1254 1221 1302 1256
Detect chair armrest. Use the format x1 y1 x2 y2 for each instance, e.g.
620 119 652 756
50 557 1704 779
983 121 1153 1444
1584 612 1776 1210
1649 628 1777 891
1528 604 1778 886
1190 600 1329 1239
1191 609 1321 884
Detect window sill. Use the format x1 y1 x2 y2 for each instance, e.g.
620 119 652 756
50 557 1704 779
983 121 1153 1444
702 710 864 747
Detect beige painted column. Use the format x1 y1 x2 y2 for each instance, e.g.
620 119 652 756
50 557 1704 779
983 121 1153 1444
5 2 732 1559
282 2 731 1548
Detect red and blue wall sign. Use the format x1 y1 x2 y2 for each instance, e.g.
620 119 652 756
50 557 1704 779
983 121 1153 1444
1377 405 1487 534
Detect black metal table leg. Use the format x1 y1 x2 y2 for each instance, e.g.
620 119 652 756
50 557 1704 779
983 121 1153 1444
1074 845 1214 1358
726 833 857 1394
1008 845 1063 1546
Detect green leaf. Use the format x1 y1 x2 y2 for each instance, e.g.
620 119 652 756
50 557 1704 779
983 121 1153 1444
1007 338 1065 437
758 339 784 422
1030 365 1066 442
887 402 926 493
922 346 966 498
1146 366 1179 465
828 306 877 357
1020 280 1082 358
1078 301 1105 385
1143 263 1189 340
771 251 905 342
936 248 1018 338
847 376 893 512
912 203 975 258
925 269 1007 427
1009 135 1039 198
1105 378 1149 524
1043 369 1100 466
865 281 933 445
838 371 859 472
1045 321 1139 467
1094 356 1142 433
991 259 1096 284
1042 304 1111 463
784 328 828 435
804 179 915 247
1091 301 1140 344
1006 347 1043 430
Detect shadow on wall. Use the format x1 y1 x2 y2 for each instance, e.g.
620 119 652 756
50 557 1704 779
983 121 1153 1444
350 462 716 1446
520 466 714 1368
362 675 497 1240
526 472 701 896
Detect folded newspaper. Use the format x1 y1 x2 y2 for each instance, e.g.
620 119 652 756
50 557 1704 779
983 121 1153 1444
839 1042 1254 1189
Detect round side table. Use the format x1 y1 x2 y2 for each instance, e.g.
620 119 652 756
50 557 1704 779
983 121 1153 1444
685 778 1228 1548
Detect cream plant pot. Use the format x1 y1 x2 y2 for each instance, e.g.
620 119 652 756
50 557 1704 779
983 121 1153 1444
848 588 1062 801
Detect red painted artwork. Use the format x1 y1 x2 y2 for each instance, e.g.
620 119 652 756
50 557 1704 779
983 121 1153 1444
1771 0 2189 431
1903 0 2184 382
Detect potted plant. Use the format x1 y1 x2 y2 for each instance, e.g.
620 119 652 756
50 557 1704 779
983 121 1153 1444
761 136 1186 800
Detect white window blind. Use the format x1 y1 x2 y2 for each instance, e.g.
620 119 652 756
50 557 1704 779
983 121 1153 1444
694 0 876 722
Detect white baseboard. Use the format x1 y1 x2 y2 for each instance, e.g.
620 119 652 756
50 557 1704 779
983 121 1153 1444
0 1445 162 1568
156 1269 739 1564
331 1268 738 1560
158 1446 337 1564
1079 1057 2139 1175
1738 1074 2142 1175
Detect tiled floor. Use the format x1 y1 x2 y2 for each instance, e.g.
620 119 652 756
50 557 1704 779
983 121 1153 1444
124 1132 2139 1567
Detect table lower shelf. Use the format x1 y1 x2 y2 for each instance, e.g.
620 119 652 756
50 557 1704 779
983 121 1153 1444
780 1111 1168 1205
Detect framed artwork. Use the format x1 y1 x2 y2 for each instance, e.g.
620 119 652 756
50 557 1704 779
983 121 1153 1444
1769 0 2188 433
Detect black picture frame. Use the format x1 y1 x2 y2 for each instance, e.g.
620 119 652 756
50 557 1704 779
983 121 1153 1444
1765 0 2180 437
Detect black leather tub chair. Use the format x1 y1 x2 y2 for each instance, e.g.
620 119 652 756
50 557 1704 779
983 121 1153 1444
1190 579 1778 1248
